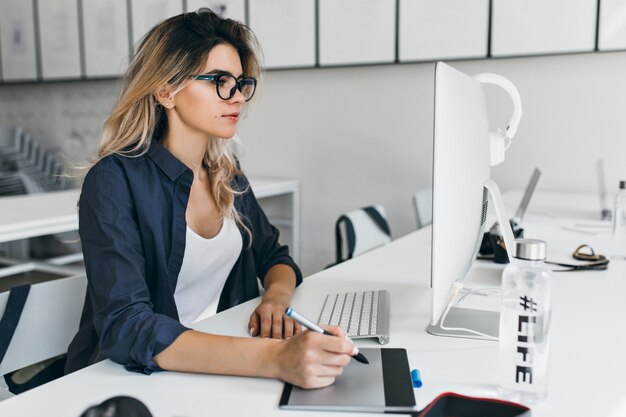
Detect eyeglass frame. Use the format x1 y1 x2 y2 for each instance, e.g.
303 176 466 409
192 72 257 102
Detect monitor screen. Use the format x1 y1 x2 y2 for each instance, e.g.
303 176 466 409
428 62 492 332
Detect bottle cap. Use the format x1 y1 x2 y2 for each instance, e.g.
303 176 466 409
514 238 546 261
620 180 625 190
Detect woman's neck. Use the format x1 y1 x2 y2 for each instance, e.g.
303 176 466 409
161 125 209 180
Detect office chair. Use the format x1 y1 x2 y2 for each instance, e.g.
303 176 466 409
331 205 392 266
0 263 87 398
413 188 433 230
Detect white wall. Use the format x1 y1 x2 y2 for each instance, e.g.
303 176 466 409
2 52 626 275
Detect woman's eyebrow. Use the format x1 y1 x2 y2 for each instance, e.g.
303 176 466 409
205 68 245 78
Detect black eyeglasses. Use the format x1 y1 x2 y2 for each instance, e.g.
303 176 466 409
193 72 257 102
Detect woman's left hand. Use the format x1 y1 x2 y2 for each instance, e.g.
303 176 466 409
248 297 302 339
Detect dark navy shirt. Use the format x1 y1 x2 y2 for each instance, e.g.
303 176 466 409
65 139 302 375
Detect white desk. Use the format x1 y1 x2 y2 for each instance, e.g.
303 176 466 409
0 178 300 263
0 189 79 244
1 191 625 417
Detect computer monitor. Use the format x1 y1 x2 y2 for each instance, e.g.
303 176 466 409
427 62 516 341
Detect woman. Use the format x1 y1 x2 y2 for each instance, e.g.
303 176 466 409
65 8 355 389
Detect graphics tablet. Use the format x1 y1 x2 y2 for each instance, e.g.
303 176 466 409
279 348 416 413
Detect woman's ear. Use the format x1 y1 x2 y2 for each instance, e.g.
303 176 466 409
154 85 175 109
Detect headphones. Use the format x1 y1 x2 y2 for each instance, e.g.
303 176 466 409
474 73 523 167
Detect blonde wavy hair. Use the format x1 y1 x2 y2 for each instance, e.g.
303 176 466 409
94 8 262 237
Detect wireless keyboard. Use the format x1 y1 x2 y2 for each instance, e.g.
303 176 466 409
317 290 390 344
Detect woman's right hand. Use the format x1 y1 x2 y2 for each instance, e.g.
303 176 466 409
274 325 356 389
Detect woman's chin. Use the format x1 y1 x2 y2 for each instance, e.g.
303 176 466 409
215 134 235 140
210 128 237 140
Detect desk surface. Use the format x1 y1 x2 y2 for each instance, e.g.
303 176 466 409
0 178 299 244
1 190 625 416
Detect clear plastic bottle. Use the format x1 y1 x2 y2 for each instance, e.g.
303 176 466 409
611 181 626 260
498 239 551 405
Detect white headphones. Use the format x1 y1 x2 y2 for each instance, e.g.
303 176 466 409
473 73 523 166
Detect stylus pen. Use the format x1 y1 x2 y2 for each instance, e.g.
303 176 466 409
285 307 369 364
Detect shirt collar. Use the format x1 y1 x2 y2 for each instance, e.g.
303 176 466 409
147 138 191 181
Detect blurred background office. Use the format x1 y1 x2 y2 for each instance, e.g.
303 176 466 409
1 0 626 275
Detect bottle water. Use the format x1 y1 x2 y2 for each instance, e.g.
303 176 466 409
498 239 551 405
611 181 626 260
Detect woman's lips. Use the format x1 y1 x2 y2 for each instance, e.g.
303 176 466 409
223 113 239 121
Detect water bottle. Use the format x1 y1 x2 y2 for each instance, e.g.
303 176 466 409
611 181 626 260
498 239 551 404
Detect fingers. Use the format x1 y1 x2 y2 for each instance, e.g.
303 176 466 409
318 349 352 368
278 331 355 390
319 324 347 339
298 331 354 363
248 312 259 337
252 306 344 344
259 309 273 338
283 316 295 338
300 376 336 390
253 303 292 339
322 336 356 357
317 325 354 355
272 311 283 339
284 317 301 337
296 336 350 386
312 364 346 378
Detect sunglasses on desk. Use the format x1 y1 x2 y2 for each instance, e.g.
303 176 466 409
545 244 609 272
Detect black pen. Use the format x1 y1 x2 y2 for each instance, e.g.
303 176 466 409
285 307 369 364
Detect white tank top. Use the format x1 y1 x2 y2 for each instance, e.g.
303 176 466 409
174 218 242 326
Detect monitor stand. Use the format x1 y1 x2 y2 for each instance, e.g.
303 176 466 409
427 305 499 341
427 179 515 342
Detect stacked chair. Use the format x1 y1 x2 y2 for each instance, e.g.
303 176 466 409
0 126 78 261
0 127 69 195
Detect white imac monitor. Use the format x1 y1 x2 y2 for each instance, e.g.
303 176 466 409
427 62 516 341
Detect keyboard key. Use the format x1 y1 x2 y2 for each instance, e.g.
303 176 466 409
330 293 345 325
319 294 335 324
